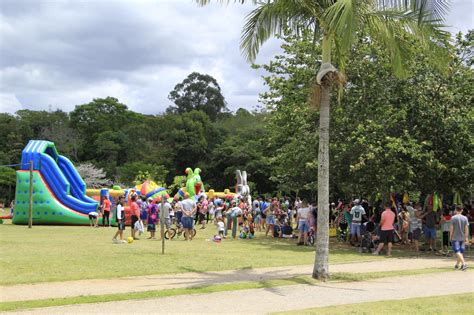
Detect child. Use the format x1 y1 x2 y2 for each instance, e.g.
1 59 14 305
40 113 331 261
399 206 410 245
217 218 225 238
89 211 99 228
248 214 255 239
440 208 452 255
239 222 249 239
112 196 126 243
147 199 158 239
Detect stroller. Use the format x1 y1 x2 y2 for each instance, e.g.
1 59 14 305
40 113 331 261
359 222 378 253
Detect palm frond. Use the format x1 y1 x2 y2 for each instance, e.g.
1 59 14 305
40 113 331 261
375 0 450 23
362 3 450 77
240 0 316 62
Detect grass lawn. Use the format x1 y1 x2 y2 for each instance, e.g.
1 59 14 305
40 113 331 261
277 292 474 314
0 268 455 312
0 221 416 285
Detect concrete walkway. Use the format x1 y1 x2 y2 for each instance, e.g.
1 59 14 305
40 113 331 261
7 271 474 314
0 257 457 302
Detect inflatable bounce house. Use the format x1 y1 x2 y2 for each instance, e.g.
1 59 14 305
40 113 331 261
86 180 168 225
13 140 99 225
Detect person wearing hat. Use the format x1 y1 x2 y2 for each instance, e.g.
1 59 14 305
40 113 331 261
350 199 367 246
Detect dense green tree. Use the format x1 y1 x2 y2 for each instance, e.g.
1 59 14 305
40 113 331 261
167 72 228 121
208 108 273 193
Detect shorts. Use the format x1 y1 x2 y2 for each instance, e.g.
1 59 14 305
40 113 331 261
350 223 361 236
147 223 156 232
118 221 125 231
298 220 309 233
182 216 194 229
452 241 465 254
218 230 224 236
89 214 97 220
254 215 261 224
412 228 421 241
425 227 436 239
266 215 275 225
131 215 139 229
380 229 394 245
442 231 450 247
261 212 267 219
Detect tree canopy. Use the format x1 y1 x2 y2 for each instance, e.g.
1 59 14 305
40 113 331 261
167 72 228 121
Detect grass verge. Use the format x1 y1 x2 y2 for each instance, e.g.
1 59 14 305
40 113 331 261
275 292 474 314
0 267 458 312
0 223 420 285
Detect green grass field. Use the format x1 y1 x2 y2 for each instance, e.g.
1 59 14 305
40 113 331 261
277 292 474 314
0 219 409 285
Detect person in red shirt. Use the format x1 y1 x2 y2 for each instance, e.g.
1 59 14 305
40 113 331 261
101 196 111 227
130 194 141 240
373 202 396 256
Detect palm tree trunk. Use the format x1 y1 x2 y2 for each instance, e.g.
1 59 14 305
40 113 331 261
313 81 331 280
313 34 332 280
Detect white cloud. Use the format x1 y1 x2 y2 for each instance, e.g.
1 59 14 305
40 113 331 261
0 0 471 115
0 93 23 113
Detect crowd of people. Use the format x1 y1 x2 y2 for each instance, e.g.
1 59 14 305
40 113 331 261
105 191 473 270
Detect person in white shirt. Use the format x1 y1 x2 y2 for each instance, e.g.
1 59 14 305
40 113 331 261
350 199 367 245
217 218 225 237
181 193 197 241
112 196 126 243
296 199 311 245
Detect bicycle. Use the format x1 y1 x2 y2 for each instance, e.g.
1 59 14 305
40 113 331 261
164 222 196 240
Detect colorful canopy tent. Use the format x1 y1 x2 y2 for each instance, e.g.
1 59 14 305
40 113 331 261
13 140 98 225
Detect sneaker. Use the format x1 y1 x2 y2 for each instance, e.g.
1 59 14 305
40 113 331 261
461 264 468 271
372 252 379 255
454 264 459 270
121 240 127 243
133 237 140 240
112 238 118 244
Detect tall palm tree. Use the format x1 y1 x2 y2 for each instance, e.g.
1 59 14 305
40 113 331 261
198 0 449 280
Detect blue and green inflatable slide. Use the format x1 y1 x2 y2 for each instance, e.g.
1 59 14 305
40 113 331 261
13 140 99 225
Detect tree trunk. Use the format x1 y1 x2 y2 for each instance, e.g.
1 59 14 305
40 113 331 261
313 33 333 281
313 80 331 280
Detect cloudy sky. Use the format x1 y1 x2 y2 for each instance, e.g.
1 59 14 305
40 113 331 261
0 0 472 115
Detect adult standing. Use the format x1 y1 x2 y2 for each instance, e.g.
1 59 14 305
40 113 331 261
181 193 197 241
157 197 172 239
174 196 183 227
296 199 310 246
129 194 141 240
373 202 396 256
450 205 469 271
421 207 437 251
101 196 111 227
265 200 276 238
350 199 367 245
225 200 241 239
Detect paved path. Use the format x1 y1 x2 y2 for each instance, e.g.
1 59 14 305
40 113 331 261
0 257 457 302
7 271 474 314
